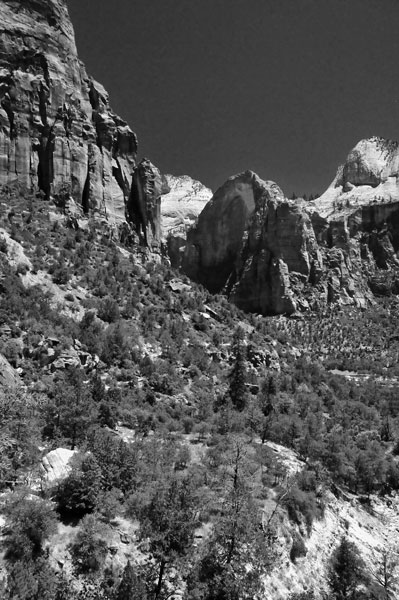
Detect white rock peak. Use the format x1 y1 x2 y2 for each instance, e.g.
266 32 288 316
161 174 213 240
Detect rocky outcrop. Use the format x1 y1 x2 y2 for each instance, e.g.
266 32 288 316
0 353 22 388
41 447 76 484
0 0 164 243
311 137 399 219
183 140 399 315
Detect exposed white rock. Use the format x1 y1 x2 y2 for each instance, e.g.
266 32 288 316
0 353 22 388
311 137 399 219
161 174 212 240
0 228 32 270
41 448 76 484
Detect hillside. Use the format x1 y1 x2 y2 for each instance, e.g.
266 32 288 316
1 1 399 600
0 189 399 599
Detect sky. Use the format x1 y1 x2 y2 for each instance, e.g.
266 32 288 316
67 0 399 196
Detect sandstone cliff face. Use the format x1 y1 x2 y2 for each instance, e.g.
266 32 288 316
0 0 164 242
128 158 169 248
183 171 266 292
161 174 212 239
161 174 212 267
183 138 399 315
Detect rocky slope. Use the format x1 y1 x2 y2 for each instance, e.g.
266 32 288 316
0 0 166 243
183 138 399 315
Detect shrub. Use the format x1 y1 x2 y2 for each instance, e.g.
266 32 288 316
97 296 120 323
3 493 58 561
52 265 70 285
55 454 101 518
283 486 321 534
69 514 108 574
290 532 307 563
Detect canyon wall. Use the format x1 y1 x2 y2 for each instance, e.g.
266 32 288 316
183 139 399 315
0 0 165 243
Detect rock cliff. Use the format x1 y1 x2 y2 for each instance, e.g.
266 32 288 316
161 174 212 266
183 138 399 315
0 0 165 242
129 158 169 248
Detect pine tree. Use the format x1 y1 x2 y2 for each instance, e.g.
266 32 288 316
372 548 399 599
229 331 247 411
136 474 198 599
327 536 368 599
116 561 147 600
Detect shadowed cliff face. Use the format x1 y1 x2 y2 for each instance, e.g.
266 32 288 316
0 0 165 241
128 158 169 248
183 148 399 315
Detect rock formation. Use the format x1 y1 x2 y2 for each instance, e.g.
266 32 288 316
161 175 212 239
0 0 165 242
0 353 22 388
183 138 399 315
129 159 169 248
161 174 212 265
41 447 76 484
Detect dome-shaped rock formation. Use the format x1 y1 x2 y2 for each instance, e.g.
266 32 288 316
183 141 399 315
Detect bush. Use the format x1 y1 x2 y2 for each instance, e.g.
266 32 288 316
3 493 58 561
69 515 108 574
97 296 120 323
283 486 321 534
55 454 101 518
52 265 70 285
290 532 307 563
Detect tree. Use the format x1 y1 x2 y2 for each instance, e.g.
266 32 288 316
327 536 368 600
55 454 102 518
5 557 59 600
43 368 96 449
371 547 399 599
186 437 276 600
69 515 108 574
3 493 58 561
133 473 198 599
116 561 147 600
0 388 41 489
228 330 247 411
97 296 120 323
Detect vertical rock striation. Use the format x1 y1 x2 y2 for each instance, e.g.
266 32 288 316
128 158 169 248
0 0 165 243
183 140 399 315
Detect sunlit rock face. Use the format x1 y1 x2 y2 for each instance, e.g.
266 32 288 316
183 141 399 315
160 174 212 267
0 0 165 242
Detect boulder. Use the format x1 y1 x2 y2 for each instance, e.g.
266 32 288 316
0 353 22 387
41 447 76 484
50 347 81 371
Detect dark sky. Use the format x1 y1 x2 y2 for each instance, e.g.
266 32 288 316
67 0 399 196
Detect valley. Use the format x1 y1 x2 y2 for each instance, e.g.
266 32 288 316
0 1 399 600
